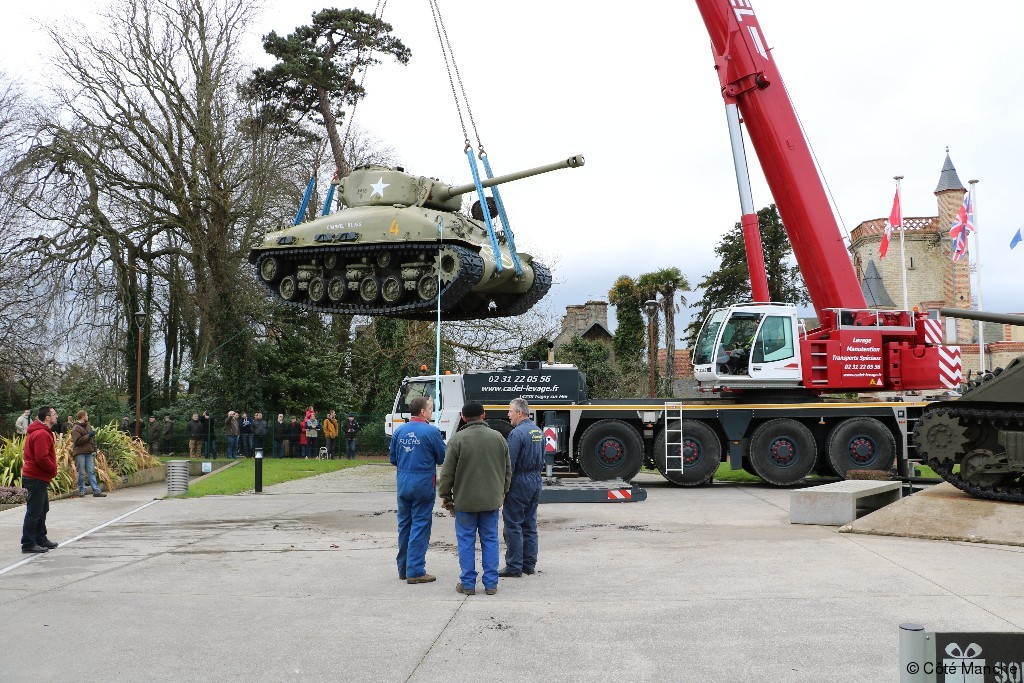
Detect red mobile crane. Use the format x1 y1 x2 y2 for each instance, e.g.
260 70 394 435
387 1 965 490
690 0 962 394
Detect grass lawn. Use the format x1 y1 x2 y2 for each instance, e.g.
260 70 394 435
182 457 388 497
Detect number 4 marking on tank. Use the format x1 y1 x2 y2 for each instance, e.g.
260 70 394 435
389 218 399 235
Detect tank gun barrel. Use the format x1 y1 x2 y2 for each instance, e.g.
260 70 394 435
939 308 1024 327
443 154 585 199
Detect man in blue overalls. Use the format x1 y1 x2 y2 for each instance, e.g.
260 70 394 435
390 395 446 583
500 397 544 577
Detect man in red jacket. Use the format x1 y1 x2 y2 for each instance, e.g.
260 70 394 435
21 406 59 553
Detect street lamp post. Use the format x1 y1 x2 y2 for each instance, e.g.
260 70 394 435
644 299 659 398
134 309 146 438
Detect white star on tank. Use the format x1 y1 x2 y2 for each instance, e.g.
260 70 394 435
369 177 390 198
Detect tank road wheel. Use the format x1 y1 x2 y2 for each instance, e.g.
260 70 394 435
324 254 338 270
327 276 346 302
748 418 817 485
359 276 379 303
827 417 896 477
416 274 439 301
653 420 721 487
380 276 403 304
959 449 1012 488
376 251 393 269
436 248 461 284
278 275 298 302
577 419 644 482
259 256 280 283
308 276 327 304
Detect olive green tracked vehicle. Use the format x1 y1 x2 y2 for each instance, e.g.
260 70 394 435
913 308 1024 503
249 154 584 319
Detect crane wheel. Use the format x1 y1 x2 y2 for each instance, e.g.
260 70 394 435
748 418 817 485
653 420 721 487
484 419 514 438
577 419 644 482
827 417 896 477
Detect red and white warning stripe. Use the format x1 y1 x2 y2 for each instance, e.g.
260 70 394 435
938 346 962 389
607 489 632 500
922 319 943 345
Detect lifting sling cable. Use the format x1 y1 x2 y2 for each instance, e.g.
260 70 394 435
429 1 522 275
434 215 443 420
428 0 522 275
321 171 338 216
294 177 317 225
464 147 503 271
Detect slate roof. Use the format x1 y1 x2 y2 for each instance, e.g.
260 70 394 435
935 150 966 194
860 260 896 308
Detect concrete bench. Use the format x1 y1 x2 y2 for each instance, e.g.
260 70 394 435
790 480 902 526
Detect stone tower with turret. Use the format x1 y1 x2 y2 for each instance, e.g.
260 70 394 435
848 151 973 342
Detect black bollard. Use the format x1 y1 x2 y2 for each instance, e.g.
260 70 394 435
255 447 263 493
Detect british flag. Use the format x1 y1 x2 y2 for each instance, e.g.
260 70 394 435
950 189 974 262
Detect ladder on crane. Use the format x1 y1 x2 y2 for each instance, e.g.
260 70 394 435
662 402 686 477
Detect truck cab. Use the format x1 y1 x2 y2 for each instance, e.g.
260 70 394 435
386 373 466 442
692 303 803 388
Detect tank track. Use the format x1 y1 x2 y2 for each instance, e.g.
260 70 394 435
486 260 552 319
914 405 1024 503
252 242 549 320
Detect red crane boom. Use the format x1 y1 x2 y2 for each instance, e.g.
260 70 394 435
695 0 867 319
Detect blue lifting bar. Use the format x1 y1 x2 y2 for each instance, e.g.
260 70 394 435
465 148 503 273
294 177 317 226
480 154 523 277
320 183 337 216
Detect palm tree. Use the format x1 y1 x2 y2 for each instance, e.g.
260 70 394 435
638 268 690 387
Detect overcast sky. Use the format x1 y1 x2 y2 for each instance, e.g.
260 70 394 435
3 0 1023 341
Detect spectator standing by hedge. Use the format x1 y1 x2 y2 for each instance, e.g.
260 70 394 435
148 416 161 455
322 410 338 459
15 409 30 437
224 411 240 459
300 409 319 459
161 416 174 454
187 413 204 458
344 413 362 460
252 412 268 456
287 416 300 457
273 414 286 458
21 407 59 553
240 412 253 457
71 410 105 498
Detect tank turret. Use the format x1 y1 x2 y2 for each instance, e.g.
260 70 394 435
248 154 584 320
912 307 1024 503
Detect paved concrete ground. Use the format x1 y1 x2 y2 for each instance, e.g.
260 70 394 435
843 481 1024 547
1 467 1022 682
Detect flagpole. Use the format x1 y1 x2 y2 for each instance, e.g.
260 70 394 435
894 176 909 311
969 179 984 372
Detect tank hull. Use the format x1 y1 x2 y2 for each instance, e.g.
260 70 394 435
913 355 1024 503
249 204 551 319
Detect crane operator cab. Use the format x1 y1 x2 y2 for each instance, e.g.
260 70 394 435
692 303 803 388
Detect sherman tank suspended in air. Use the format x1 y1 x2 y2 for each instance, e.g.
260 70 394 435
913 308 1024 503
249 154 584 320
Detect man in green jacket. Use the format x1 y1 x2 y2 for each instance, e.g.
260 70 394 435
438 401 511 596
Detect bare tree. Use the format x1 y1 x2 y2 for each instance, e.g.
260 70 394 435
16 0 305 407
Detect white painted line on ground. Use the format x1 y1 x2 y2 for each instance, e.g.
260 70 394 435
0 499 162 578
